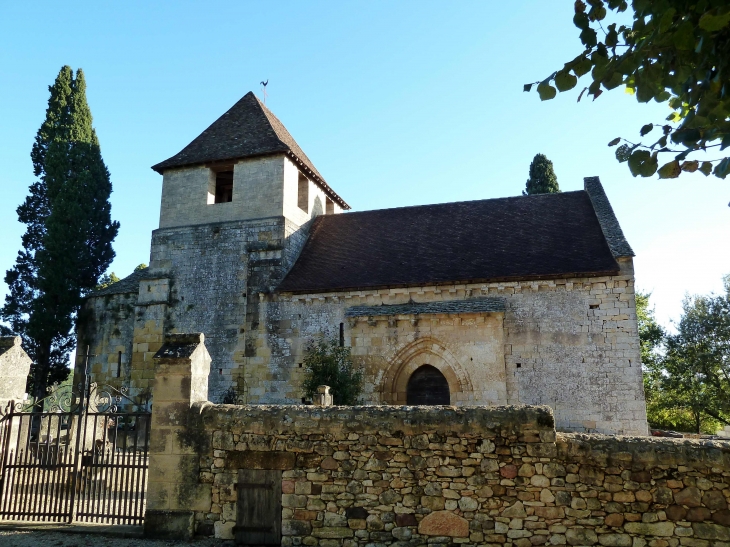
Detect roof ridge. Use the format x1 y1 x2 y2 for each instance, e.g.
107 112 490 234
329 190 585 217
583 177 634 258
248 93 290 155
254 95 328 184
150 91 350 209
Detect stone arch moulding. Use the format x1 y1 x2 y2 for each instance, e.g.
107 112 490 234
380 336 473 405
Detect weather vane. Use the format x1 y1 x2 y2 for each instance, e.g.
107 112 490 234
260 80 268 105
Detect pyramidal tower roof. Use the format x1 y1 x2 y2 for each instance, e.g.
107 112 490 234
152 91 348 208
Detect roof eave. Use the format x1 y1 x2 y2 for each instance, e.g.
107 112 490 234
284 151 350 210
150 151 350 210
277 268 622 296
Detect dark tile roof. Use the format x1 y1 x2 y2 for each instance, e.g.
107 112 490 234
346 298 506 317
584 177 634 258
92 267 149 296
278 184 624 293
151 92 349 209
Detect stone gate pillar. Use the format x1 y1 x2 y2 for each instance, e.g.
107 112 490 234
0 337 32 411
144 333 212 539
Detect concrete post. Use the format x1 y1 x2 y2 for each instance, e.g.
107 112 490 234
0 337 32 412
144 333 212 539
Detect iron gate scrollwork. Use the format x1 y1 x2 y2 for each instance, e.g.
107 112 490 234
0 371 151 525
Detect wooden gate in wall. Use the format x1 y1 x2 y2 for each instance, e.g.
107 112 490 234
0 375 151 524
235 469 282 545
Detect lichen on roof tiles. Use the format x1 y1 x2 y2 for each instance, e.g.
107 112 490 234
345 297 506 317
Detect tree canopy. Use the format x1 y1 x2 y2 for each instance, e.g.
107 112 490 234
524 154 561 195
301 338 363 405
525 0 730 180
640 281 730 434
96 272 121 290
2 66 119 399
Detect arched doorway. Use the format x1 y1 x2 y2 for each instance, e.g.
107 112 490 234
406 365 450 405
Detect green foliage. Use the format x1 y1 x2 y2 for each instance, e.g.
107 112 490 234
301 338 363 405
96 272 121 290
523 154 560 195
525 0 730 180
1 66 119 399
661 280 730 432
96 264 146 291
221 386 239 405
637 291 680 430
640 283 730 434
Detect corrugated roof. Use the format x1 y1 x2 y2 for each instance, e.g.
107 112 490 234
151 91 349 209
278 184 624 294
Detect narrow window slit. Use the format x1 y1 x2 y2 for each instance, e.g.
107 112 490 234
298 172 309 212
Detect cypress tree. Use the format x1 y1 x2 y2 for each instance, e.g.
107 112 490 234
2 66 119 400
523 153 560 195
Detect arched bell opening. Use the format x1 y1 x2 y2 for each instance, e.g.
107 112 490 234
406 364 450 405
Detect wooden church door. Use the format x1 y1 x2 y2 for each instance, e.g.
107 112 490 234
406 365 450 405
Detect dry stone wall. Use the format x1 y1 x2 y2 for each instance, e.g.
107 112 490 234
183 404 730 546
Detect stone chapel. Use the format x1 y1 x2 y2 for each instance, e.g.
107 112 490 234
77 91 648 436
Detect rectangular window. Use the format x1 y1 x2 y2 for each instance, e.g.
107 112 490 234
326 197 334 215
211 170 233 204
298 172 309 212
115 351 122 378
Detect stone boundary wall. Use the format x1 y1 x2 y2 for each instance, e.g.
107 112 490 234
143 334 726 545
179 404 730 546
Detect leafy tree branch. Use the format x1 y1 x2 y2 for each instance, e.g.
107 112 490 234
525 0 730 180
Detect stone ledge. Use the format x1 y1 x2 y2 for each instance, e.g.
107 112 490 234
197 403 555 436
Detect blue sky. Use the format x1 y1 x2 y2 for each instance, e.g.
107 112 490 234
1 1 728 330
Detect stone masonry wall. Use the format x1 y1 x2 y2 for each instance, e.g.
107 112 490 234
260 257 646 435
76 290 138 394
146 215 312 402
159 157 285 229
176 404 730 546
158 155 342 230
81 250 646 434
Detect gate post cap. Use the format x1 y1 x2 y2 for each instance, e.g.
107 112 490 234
0 336 21 348
153 333 206 360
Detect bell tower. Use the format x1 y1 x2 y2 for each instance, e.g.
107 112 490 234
151 91 348 230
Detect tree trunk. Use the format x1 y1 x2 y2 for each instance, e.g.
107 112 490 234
32 341 52 404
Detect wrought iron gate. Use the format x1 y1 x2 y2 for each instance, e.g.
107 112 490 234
0 377 150 524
